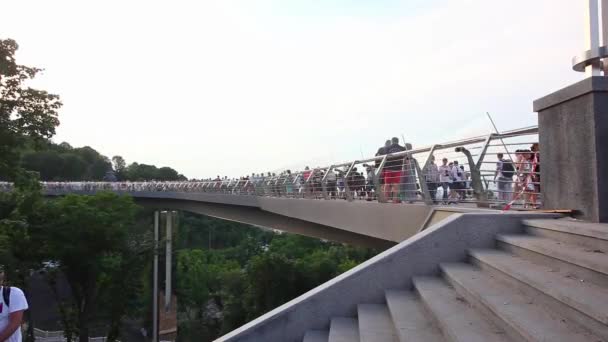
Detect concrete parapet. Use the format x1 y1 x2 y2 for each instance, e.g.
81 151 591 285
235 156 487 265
214 211 559 342
534 76 608 222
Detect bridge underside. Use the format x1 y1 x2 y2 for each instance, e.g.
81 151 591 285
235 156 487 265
136 198 395 249
47 191 474 249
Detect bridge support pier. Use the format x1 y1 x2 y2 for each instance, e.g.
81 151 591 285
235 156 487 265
152 210 159 342
534 77 608 222
152 210 178 342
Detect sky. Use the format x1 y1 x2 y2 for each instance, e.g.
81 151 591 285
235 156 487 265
1 0 587 179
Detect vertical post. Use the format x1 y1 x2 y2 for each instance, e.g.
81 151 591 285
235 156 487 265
374 155 388 203
152 211 159 342
344 162 357 202
320 166 334 200
586 0 602 76
421 145 439 173
602 0 608 74
474 135 493 170
165 211 172 311
413 157 433 205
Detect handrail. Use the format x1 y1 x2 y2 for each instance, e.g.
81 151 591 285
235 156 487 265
0 125 541 208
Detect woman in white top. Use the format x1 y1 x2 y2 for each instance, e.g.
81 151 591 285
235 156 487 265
438 158 452 203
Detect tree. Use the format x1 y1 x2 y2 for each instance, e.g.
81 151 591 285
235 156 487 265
60 154 88 180
157 167 180 181
87 157 111 180
99 227 151 341
44 192 142 342
125 163 185 181
111 156 126 180
0 172 50 342
21 151 64 180
0 38 62 180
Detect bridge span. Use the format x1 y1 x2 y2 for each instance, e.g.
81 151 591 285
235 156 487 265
2 126 542 248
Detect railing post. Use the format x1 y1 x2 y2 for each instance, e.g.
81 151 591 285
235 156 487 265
303 170 316 199
243 179 250 195
419 145 439 205
413 156 433 205
320 165 334 200
292 174 301 198
457 146 488 207
421 144 439 173
374 155 388 203
344 161 357 202
474 134 494 171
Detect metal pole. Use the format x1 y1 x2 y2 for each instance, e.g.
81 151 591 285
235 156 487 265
344 161 357 202
586 0 602 76
374 155 388 203
165 211 173 311
602 0 608 74
486 113 517 164
152 211 159 342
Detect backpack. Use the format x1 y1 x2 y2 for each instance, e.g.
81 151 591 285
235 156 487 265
501 161 515 178
2 286 10 307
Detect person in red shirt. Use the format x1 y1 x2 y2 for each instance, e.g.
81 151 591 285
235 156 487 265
383 137 406 202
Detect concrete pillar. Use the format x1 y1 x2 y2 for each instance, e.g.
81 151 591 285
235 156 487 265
152 211 159 342
165 211 172 311
533 77 608 222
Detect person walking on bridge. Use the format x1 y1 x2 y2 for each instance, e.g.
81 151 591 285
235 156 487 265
376 140 390 194
384 137 406 203
425 156 440 204
438 158 451 204
494 153 514 203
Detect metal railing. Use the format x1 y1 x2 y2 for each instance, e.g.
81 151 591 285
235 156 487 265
33 328 116 342
0 126 541 209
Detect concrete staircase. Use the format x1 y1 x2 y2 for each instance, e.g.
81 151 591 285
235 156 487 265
302 219 608 342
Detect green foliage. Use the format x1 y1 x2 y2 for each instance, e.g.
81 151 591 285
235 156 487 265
43 192 147 342
18 141 186 181
20 143 112 181
124 162 186 181
111 156 126 180
174 212 379 341
0 38 62 180
1 40 375 342
0 171 54 342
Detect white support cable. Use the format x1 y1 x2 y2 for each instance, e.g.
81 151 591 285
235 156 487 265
587 0 602 76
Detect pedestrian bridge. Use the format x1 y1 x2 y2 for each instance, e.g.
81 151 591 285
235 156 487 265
4 126 539 248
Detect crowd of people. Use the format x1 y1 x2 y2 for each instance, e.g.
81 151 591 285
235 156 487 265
423 157 472 204
0 142 541 207
492 143 540 208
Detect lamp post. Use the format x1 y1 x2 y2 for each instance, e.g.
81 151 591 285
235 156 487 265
573 0 608 76
534 1 608 222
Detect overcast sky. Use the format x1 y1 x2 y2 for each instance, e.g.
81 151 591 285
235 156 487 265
1 0 586 178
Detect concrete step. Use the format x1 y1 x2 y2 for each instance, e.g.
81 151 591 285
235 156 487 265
523 219 608 251
440 262 603 342
385 290 444 342
413 276 512 342
303 330 329 342
470 249 608 328
357 304 398 342
329 317 359 342
497 234 608 287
